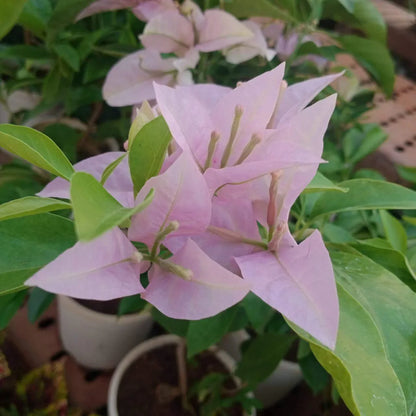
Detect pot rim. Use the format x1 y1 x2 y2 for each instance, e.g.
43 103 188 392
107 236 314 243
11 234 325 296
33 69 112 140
58 295 150 324
108 334 254 416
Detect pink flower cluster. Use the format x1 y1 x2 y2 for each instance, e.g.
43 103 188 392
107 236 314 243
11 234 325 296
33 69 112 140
26 65 341 349
77 0 275 106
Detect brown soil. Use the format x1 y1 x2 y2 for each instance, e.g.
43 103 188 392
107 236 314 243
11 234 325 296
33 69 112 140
116 344 244 416
75 298 121 315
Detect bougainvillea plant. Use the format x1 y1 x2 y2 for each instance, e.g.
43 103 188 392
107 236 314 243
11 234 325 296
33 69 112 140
1 1 416 415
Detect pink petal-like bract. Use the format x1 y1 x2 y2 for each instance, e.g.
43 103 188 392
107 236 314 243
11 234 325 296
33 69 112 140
103 50 176 106
154 82 229 159
140 10 194 55
197 9 254 52
189 197 260 273
76 0 142 20
25 228 144 300
132 0 176 21
128 152 211 247
143 239 250 319
225 20 275 64
236 230 339 349
274 72 342 126
155 64 286 168
37 152 134 207
266 94 337 224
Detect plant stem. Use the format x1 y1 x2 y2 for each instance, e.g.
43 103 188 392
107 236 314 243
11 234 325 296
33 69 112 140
176 339 194 414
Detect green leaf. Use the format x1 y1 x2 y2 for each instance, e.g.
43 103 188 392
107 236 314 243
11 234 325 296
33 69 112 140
0 162 43 204
27 287 55 323
292 245 416 416
396 166 416 183
403 216 416 226
304 171 348 194
47 0 96 39
0 0 27 40
323 0 386 43
297 341 330 394
0 291 27 330
337 0 354 13
70 172 154 241
235 333 295 387
310 179 416 218
241 292 274 332
342 124 387 164
380 210 407 254
118 294 147 316
322 223 354 243
41 64 64 104
351 239 416 291
296 42 342 61
101 154 126 185
186 306 243 358
18 0 53 37
0 214 76 294
42 123 80 163
0 196 71 222
0 124 75 180
128 116 171 197
0 45 52 60
338 35 394 96
151 307 189 337
53 44 80 72
224 0 294 21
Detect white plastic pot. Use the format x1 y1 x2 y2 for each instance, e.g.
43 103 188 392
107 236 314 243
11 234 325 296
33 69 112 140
57 295 153 370
108 334 256 416
219 331 303 408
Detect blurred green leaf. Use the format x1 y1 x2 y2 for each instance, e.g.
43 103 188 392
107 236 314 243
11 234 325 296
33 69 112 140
236 333 295 387
118 294 147 316
18 0 53 37
0 196 71 222
0 45 52 60
323 0 386 43
0 124 75 180
42 123 80 163
342 123 387 164
0 0 27 40
186 306 246 358
0 290 27 329
27 287 54 323
397 165 416 183
151 307 189 337
241 292 274 332
380 210 407 254
0 214 76 294
53 44 80 72
338 35 394 96
224 0 294 21
296 42 341 61
47 0 96 39
298 341 330 394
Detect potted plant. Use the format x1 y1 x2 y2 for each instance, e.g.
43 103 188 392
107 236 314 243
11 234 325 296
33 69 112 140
108 334 257 416
1 1 416 414
57 295 153 370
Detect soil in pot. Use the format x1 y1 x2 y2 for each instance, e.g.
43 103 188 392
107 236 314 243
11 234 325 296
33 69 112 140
75 298 121 315
116 344 244 416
